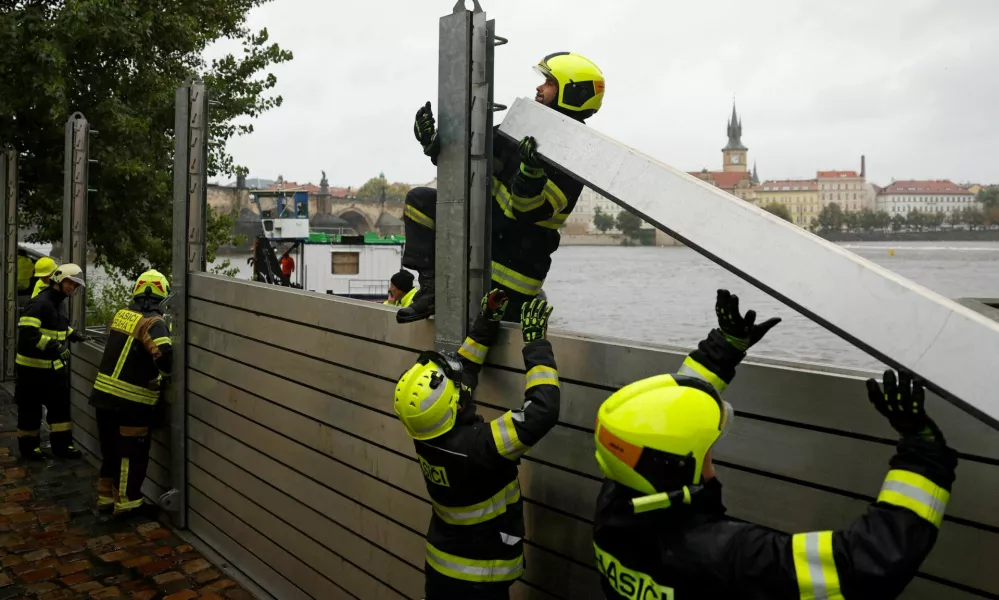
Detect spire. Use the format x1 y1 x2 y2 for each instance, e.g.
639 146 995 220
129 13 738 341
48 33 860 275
724 100 747 151
752 161 760 185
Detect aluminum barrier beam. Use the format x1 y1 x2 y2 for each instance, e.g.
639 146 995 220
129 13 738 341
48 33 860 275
499 97 999 429
0 147 17 381
62 113 90 334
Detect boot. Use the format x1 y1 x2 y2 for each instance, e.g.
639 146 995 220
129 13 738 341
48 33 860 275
18 436 44 462
51 440 83 460
396 274 435 323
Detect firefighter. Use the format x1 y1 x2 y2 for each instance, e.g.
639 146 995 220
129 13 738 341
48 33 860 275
31 256 58 298
592 290 957 599
383 270 417 307
398 52 605 324
89 269 172 515
15 263 88 460
394 289 559 599
16 250 33 297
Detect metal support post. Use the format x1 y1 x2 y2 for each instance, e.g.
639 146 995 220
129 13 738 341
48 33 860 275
62 113 90 333
434 1 478 351
466 12 493 323
0 147 17 381
166 79 208 528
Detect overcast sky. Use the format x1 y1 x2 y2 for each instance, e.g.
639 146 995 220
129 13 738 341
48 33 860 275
205 0 999 188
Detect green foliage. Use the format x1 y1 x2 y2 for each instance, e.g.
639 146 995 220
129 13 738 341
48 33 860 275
761 202 792 222
890 214 905 232
0 0 292 278
977 187 999 209
206 205 246 278
592 206 616 233
816 202 844 232
356 174 411 202
615 210 643 238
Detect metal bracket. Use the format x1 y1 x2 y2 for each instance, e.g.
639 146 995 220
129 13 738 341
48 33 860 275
490 102 508 112
493 35 508 46
453 0 483 13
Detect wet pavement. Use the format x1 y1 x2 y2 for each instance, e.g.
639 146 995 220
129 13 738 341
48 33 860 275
0 385 255 600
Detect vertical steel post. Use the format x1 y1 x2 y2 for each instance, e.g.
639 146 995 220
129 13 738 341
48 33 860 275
0 147 17 381
62 114 89 333
167 79 207 529
466 11 492 323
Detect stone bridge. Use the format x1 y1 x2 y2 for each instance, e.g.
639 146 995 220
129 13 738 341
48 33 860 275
207 185 410 235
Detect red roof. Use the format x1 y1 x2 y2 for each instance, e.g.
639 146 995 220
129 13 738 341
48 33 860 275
817 170 860 178
688 170 751 190
759 179 818 191
879 180 971 195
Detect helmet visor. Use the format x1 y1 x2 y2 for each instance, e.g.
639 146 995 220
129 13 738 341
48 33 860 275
417 350 463 383
533 64 554 82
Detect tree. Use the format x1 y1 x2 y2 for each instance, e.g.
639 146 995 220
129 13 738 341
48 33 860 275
816 202 844 232
977 187 999 209
842 211 859 232
356 174 411 202
890 214 905 232
927 212 946 230
592 206 615 233
762 203 792 222
615 210 643 239
874 211 891 231
948 208 965 228
857 209 878 232
964 206 987 230
906 209 924 232
0 1 293 278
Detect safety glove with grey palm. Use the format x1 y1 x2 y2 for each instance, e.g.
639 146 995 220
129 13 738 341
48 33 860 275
481 289 509 322
714 289 781 351
866 370 945 445
521 298 553 343
518 135 545 174
414 101 440 161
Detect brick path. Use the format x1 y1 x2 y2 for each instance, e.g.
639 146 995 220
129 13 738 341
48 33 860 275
0 385 255 600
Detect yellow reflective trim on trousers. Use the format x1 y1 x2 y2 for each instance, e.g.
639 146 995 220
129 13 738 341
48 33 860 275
677 356 728 394
457 337 488 365
50 422 72 433
111 337 134 379
18 316 41 328
525 365 559 390
36 335 51 351
16 429 40 438
39 328 67 340
432 478 521 525
491 262 543 297
877 469 949 528
792 531 844 600
490 411 528 460
152 337 172 346
116 497 143 511
404 205 435 230
119 458 131 504
425 543 524 583
16 355 63 370
94 373 159 405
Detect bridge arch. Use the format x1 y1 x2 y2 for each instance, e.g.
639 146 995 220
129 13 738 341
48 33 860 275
336 209 374 234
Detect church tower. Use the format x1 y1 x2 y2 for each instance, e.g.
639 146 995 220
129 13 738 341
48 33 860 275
722 102 748 173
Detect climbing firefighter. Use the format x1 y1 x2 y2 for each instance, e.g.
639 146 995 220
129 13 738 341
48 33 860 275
394 289 560 599
398 52 605 324
31 256 58 298
383 270 417 307
89 269 173 516
592 290 957 599
15 263 88 460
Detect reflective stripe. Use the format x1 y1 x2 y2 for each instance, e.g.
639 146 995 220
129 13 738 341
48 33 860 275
500 533 521 545
877 469 949 528
490 411 529 460
111 338 135 379
152 337 172 346
409 408 454 437
94 373 159 405
512 191 546 212
432 479 521 525
491 262 543 297
405 205 435 230
457 337 488 364
39 328 67 340
520 163 545 179
36 335 51 351
119 458 131 504
18 316 41 328
419 381 447 412
97 496 115 507
16 429 39 438
425 543 524 583
116 498 143 511
16 355 63 370
544 180 569 213
525 365 559 390
49 422 72 433
792 531 844 600
677 356 728 394
536 212 569 230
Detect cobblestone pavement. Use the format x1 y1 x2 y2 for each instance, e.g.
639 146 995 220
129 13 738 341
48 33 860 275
0 385 255 600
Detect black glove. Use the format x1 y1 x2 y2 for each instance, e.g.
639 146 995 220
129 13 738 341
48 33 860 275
414 101 440 159
480 289 509 322
521 298 553 343
714 289 781 351
518 135 544 171
58 343 71 364
866 370 945 444
69 330 90 343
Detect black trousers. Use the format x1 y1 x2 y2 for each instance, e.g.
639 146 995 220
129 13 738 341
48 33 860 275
425 565 513 600
96 406 154 513
403 187 541 323
15 365 73 456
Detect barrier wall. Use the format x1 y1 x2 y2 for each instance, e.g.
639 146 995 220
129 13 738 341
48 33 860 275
181 273 999 600
69 341 172 505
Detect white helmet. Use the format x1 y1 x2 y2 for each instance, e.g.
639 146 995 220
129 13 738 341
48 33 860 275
52 263 86 288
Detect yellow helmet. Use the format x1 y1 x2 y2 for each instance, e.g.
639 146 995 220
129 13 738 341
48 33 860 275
34 257 57 278
134 269 170 299
534 52 605 117
394 351 464 440
52 263 86 287
594 374 732 496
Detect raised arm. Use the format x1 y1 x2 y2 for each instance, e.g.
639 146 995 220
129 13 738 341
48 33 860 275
456 289 508 390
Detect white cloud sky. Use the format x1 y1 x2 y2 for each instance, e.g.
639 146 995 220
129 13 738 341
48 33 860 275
206 0 999 188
